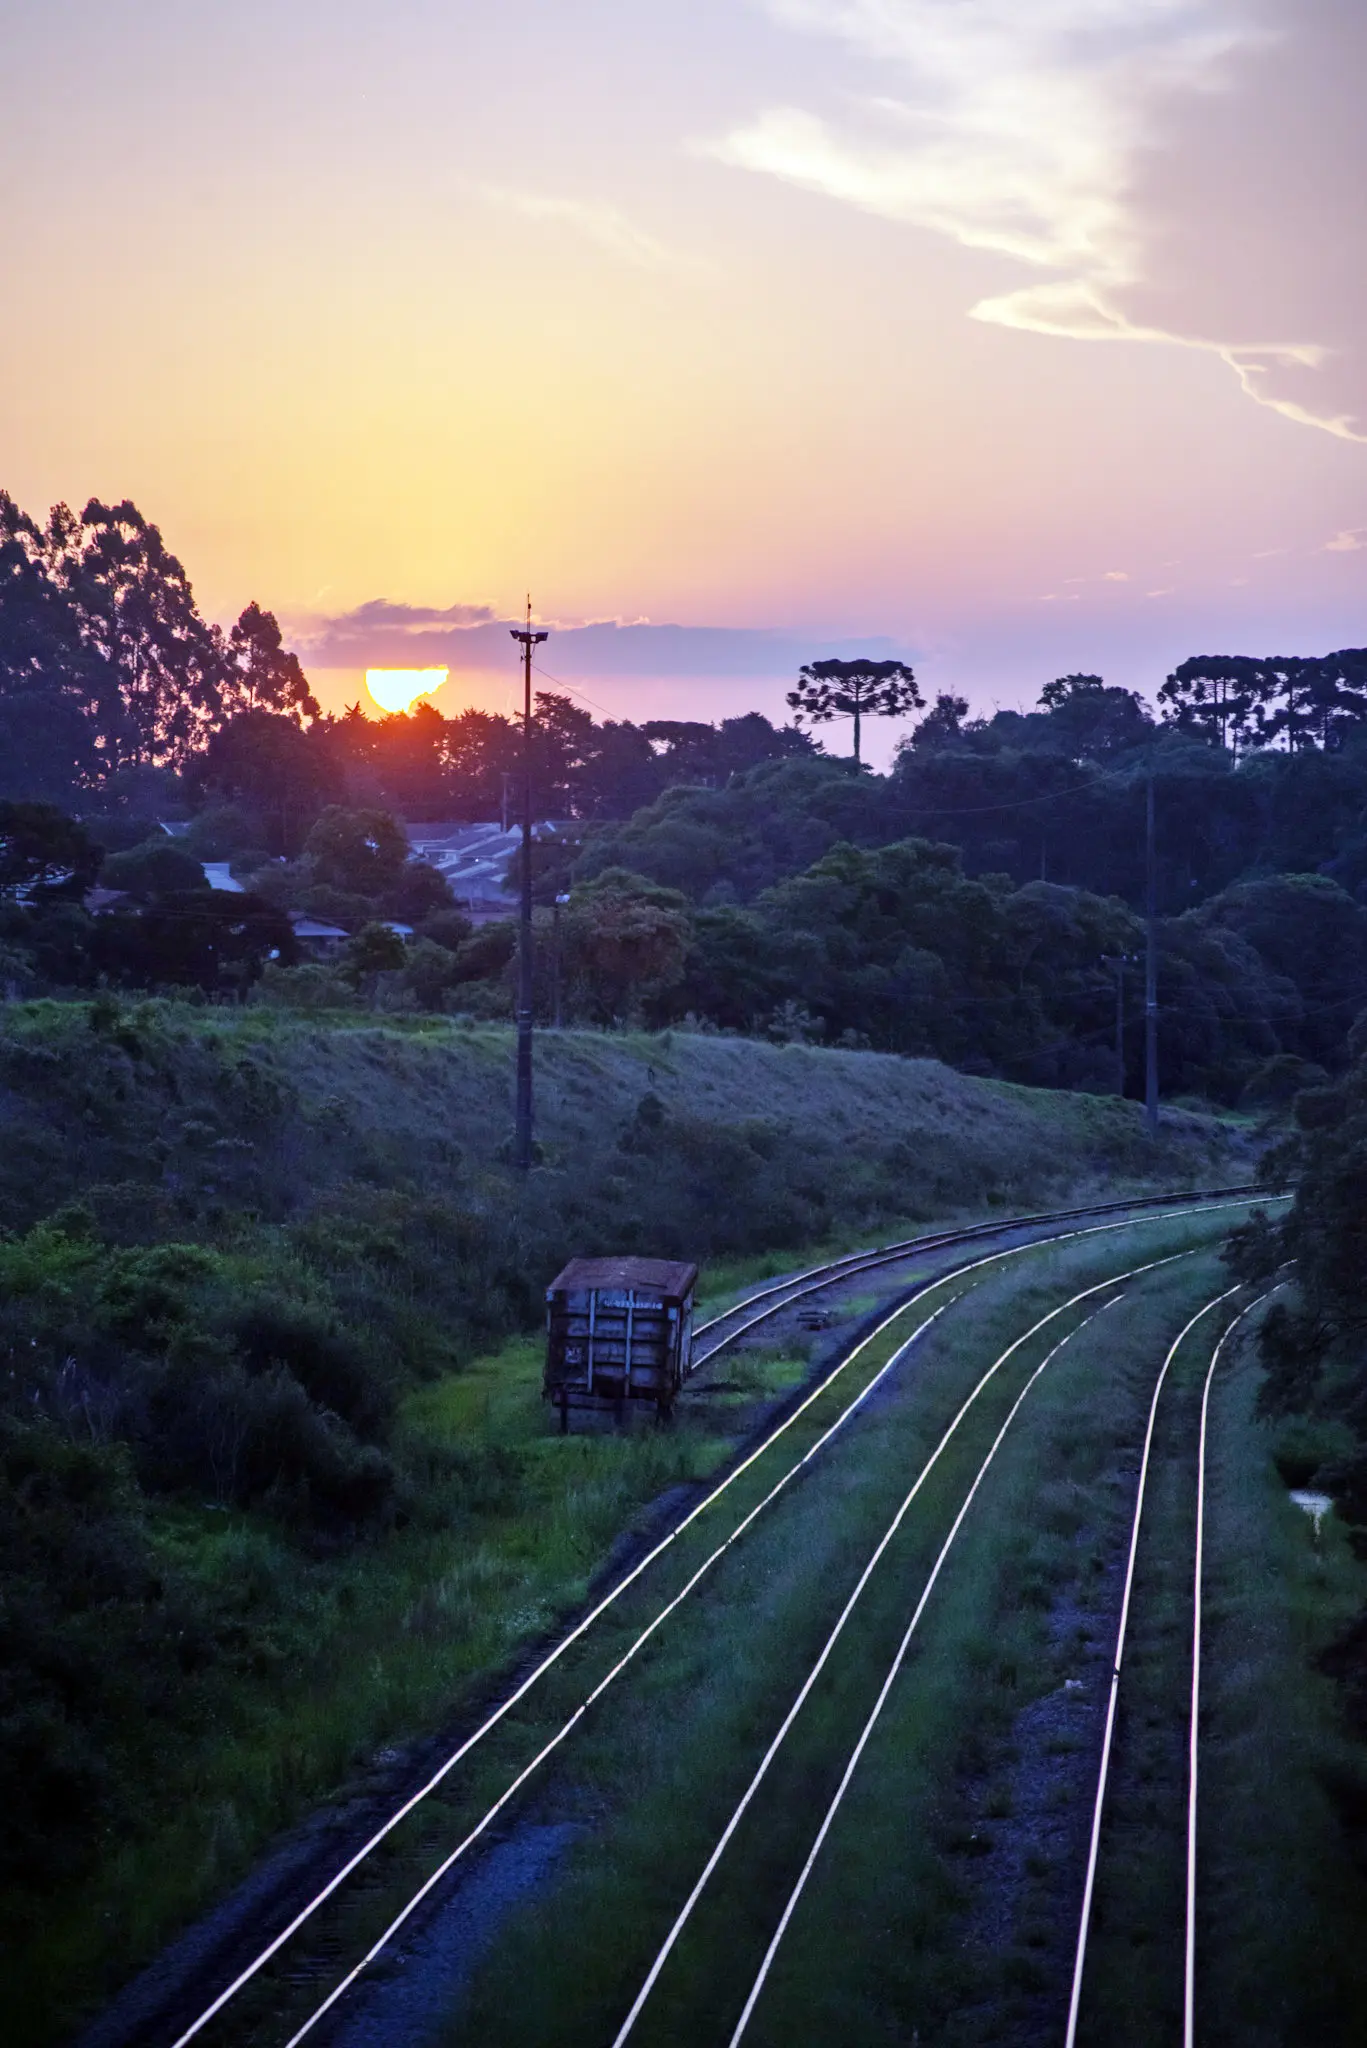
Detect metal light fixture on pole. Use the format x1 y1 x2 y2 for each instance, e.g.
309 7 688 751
510 599 548 1173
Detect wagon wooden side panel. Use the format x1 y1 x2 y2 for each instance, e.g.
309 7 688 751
544 1256 698 1426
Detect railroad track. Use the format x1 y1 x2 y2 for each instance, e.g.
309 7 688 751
688 1185 1267 1366
601 1251 1284 2047
1065 1286 1281 2046
103 1184 1276 2048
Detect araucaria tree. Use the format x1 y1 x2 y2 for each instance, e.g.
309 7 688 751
787 657 922 764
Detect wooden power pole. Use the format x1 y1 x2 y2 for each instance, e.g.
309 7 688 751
510 599 547 1173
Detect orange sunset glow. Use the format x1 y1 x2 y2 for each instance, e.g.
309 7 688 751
2 3 1363 735
363 668 450 715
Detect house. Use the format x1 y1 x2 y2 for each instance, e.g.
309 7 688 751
289 914 348 956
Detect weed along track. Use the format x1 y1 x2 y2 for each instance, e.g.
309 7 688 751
125 1191 1273 2048
1066 1288 1280 2048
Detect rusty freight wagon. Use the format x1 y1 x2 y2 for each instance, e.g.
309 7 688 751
543 1257 698 1427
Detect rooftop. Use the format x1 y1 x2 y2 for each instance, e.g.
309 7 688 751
546 1256 699 1300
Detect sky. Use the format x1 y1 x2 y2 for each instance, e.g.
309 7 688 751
3 0 1364 763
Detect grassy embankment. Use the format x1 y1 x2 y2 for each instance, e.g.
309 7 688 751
427 1219 1367 2048
0 1001 1254 2042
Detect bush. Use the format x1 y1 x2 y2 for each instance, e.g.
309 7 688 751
100 838 210 897
252 962 357 1010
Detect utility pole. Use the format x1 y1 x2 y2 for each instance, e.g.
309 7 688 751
1145 767 1159 1134
510 598 547 1173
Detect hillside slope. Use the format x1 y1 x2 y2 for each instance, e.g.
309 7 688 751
0 1005 1253 1243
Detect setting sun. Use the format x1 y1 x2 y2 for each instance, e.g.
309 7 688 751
364 667 449 714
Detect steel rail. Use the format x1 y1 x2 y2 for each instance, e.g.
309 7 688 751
282 1290 972 2047
169 1193 1272 2048
611 1251 1199 2046
1185 1288 1278 2048
1063 1285 1243 2048
690 1184 1266 1363
281 1209 1269 2048
727 1294 1127 2047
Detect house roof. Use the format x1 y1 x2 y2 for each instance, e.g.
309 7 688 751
202 862 245 893
83 887 129 913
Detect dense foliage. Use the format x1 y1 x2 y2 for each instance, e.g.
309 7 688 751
1226 1041 1367 1751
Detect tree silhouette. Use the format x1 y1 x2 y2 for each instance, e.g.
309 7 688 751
222 602 318 723
1159 655 1267 752
786 658 921 764
47 499 225 768
908 692 971 751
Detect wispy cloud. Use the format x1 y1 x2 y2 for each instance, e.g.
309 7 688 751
479 186 695 273
707 1 1365 441
291 600 912 678
327 599 498 632
1324 527 1367 553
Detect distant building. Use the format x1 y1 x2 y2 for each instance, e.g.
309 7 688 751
82 886 128 915
402 819 565 926
289 914 348 955
202 863 245 893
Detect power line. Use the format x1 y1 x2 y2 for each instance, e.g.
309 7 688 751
530 661 618 722
883 763 1136 817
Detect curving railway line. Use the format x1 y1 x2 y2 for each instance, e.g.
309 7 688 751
96 1183 1282 2048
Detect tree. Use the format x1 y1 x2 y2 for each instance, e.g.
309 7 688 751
786 658 922 764
93 890 297 993
1194 873 1367 1069
1160 650 1367 755
440 708 521 818
221 604 318 723
563 869 693 1022
46 499 226 769
0 494 107 799
1158 656 1265 752
0 803 102 899
190 710 339 856
99 837 210 898
906 693 971 752
1035 674 1154 759
303 806 410 897
341 922 407 998
1260 650 1367 753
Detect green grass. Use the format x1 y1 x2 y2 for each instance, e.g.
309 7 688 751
423 1218 1254 2047
1072 1299 1367 2048
10 1338 732 2045
1193 1328 1367 2046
